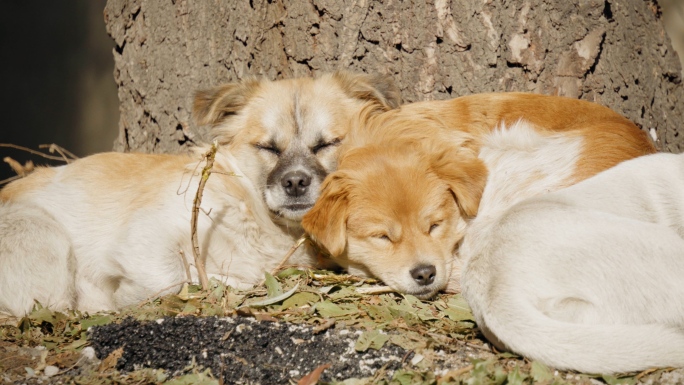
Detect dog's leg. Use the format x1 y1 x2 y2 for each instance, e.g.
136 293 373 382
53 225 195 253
109 245 188 308
0 203 76 316
75 277 118 313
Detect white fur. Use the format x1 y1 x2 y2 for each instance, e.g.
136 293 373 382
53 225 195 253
0 72 401 316
476 120 581 217
0 152 313 316
459 122 684 373
0 202 76 315
448 120 583 289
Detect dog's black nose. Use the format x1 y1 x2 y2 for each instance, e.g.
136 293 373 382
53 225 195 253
410 264 436 286
281 170 312 197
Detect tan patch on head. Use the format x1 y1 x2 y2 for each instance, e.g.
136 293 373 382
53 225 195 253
192 79 264 129
302 140 486 297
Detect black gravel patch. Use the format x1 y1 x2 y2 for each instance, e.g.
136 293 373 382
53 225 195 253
89 316 409 383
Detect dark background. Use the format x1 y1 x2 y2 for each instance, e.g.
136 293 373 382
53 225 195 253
0 1 118 181
0 1 682 182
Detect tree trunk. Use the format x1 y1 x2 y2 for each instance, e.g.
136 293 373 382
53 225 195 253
104 0 683 154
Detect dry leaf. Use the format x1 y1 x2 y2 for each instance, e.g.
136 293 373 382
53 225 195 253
297 363 331 385
98 347 123 373
312 318 335 334
46 351 79 369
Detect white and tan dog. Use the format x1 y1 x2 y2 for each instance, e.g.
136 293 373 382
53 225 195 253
0 71 401 316
303 93 655 298
460 143 684 373
303 114 678 372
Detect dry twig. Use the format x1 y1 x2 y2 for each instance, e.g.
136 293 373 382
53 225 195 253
0 175 22 186
39 143 79 162
259 235 308 286
442 364 474 379
0 143 72 162
3 157 34 176
191 141 218 291
137 280 191 308
355 286 396 295
178 249 193 282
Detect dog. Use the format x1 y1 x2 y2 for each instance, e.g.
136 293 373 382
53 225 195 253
459 149 684 373
302 93 655 299
0 71 401 316
300 139 486 299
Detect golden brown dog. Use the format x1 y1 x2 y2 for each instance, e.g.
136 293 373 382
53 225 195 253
302 92 655 298
0 71 401 316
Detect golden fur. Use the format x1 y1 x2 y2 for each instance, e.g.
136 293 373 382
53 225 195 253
302 92 656 298
302 141 486 297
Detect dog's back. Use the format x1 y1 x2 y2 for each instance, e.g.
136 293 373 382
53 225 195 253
461 151 684 373
0 153 196 314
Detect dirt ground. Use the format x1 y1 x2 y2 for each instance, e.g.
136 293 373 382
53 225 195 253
1 273 683 385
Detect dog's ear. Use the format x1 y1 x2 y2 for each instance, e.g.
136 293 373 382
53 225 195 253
301 171 353 257
192 78 263 127
430 150 488 218
332 71 402 111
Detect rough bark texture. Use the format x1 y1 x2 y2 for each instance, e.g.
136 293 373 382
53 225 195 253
104 0 683 154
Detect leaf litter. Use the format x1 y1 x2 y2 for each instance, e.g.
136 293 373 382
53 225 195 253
1 268 680 384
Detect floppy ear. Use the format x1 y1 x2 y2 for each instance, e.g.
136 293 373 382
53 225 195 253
331 71 402 111
301 171 353 257
192 78 263 127
430 149 488 218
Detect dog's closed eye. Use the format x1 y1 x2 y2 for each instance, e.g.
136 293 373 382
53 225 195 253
312 138 341 154
376 234 391 242
255 142 281 156
429 222 442 234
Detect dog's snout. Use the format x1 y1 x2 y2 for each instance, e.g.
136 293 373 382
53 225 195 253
410 264 436 286
281 170 312 197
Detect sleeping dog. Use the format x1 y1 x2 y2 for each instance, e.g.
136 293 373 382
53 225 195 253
0 71 401 316
304 111 678 372
302 93 655 298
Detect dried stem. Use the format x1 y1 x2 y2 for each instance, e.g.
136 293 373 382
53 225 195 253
191 141 218 291
137 280 190 307
3 157 33 176
0 143 72 162
442 364 474 378
0 175 22 186
259 235 308 286
38 143 79 162
355 286 396 295
178 249 192 282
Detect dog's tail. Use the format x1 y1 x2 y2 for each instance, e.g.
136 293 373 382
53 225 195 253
480 299 684 374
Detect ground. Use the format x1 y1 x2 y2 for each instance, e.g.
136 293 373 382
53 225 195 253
1 270 682 385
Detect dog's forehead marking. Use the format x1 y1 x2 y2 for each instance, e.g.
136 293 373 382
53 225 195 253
419 185 452 218
257 85 335 146
294 91 303 137
347 210 404 244
259 95 293 129
350 159 446 230
257 97 296 148
295 87 335 143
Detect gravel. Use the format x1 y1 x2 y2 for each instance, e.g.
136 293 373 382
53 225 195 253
89 316 410 384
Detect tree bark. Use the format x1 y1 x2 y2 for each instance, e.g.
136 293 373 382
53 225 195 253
104 0 683 154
